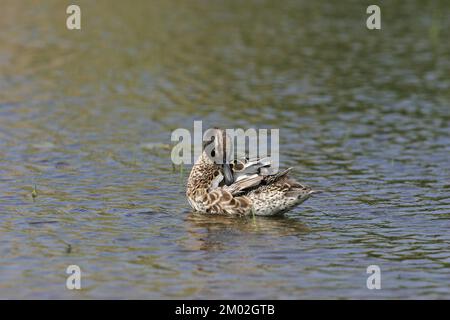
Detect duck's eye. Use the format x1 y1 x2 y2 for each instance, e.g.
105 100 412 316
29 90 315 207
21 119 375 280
202 135 216 149
211 150 215 157
214 171 220 177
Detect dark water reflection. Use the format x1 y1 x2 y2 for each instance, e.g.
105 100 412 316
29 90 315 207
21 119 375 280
0 0 449 298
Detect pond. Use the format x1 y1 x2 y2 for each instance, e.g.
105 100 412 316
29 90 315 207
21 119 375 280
0 0 449 299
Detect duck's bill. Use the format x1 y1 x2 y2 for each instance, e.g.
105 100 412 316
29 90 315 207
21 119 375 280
223 163 234 186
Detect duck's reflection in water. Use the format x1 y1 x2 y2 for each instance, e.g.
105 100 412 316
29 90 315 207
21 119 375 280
183 212 311 252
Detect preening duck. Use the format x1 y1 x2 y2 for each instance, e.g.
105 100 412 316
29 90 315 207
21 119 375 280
186 128 318 216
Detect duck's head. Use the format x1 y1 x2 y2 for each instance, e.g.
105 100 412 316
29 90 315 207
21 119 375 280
202 128 234 186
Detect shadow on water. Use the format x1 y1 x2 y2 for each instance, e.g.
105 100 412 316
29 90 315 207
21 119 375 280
184 212 310 251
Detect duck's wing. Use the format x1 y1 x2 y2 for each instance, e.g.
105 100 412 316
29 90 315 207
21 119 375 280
223 174 264 195
232 157 271 181
224 156 293 195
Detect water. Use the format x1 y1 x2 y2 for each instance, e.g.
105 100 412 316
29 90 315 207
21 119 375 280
0 0 449 299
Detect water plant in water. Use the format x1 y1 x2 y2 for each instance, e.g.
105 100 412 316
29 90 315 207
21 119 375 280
31 184 37 200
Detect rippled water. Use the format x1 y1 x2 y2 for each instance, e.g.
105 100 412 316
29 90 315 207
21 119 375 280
1 0 449 299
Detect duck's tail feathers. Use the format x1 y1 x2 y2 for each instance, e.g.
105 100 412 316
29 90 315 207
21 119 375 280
262 167 293 185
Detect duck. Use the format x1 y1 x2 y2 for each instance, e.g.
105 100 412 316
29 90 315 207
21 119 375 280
186 128 319 216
